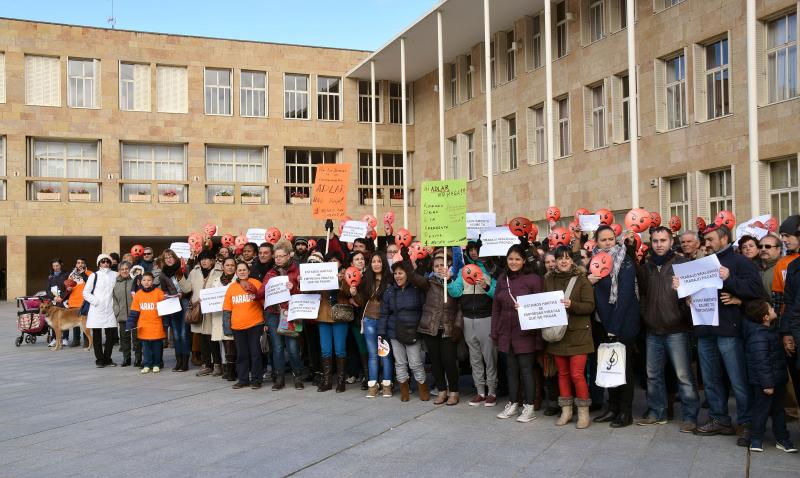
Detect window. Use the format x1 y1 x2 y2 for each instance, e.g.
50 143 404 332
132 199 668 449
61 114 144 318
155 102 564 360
506 30 516 81
465 55 474 100
708 169 733 217
694 37 731 121
358 80 381 123
446 63 458 108
240 70 267 117
612 72 639 142
654 0 685 12
67 59 99 108
0 52 5 103
526 15 543 70
122 143 186 181
611 0 628 31
358 152 405 205
389 82 412 124
527 104 546 164
769 157 799 218
284 149 337 203
490 41 497 87
555 1 569 59
25 55 60 106
656 52 687 131
556 96 571 157
284 74 309 119
204 68 232 115
767 12 798 103
28 139 100 201
317 76 341 121
119 62 150 112
587 0 605 44
448 137 459 179
466 132 476 180
206 146 266 203
666 176 689 232
156 65 188 113
506 115 518 170
585 83 606 149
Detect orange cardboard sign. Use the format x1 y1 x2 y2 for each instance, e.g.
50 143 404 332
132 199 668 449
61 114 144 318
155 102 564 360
312 163 351 220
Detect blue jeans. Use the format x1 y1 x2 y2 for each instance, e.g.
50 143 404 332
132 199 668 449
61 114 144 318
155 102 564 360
363 317 392 382
646 332 700 422
697 335 751 426
166 309 189 356
265 312 303 375
319 322 348 359
142 339 163 369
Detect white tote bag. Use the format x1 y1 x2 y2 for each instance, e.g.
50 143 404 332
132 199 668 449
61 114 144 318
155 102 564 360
595 342 627 388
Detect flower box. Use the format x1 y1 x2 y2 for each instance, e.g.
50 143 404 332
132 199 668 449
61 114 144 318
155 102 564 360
36 192 61 201
390 198 405 207
213 195 234 204
159 194 180 204
364 198 384 206
69 193 92 202
129 194 151 203
290 196 310 205
241 196 262 205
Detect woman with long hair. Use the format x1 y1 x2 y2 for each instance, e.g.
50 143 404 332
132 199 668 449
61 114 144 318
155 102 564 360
153 249 191 371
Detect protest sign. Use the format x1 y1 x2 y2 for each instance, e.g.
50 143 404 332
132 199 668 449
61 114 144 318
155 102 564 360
578 215 602 232
199 286 228 314
673 254 723 298
467 212 497 240
420 180 467 247
246 228 267 244
339 221 368 243
312 163 351 220
517 291 568 330
300 262 339 291
478 227 518 256
689 287 719 326
736 214 771 241
264 276 291 308
288 294 321 321
156 296 182 316
170 242 191 259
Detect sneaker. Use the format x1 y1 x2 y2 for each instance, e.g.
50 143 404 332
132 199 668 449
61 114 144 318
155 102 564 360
62 339 69 346
484 394 497 407
679 422 697 434
516 404 537 423
777 440 799 453
381 382 393 398
366 384 379 398
637 416 668 426
496 402 519 419
468 394 486 407
152 366 160 373
48 339 56 347
694 419 735 436
749 440 764 452
140 367 151 374
346 375 357 384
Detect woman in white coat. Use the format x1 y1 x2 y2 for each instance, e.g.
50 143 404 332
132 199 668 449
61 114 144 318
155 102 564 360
83 254 120 367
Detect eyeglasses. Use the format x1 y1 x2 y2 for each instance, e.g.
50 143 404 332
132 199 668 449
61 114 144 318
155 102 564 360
99 259 111 264
759 244 779 250
143 252 153 256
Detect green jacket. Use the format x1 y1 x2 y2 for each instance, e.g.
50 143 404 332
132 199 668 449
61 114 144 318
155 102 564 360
544 268 596 356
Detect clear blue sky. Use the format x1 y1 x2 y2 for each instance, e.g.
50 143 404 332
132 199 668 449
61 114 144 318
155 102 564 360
2 0 439 51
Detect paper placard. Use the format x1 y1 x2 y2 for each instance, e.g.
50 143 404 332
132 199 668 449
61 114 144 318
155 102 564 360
299 262 339 291
156 296 182 316
264 276 291 308
467 212 497 240
578 214 602 232
288 294 321 321
246 228 266 245
339 221 368 243
170 242 191 259
673 254 723 298
478 227 519 257
199 286 228 314
736 215 771 241
420 179 468 247
516 291 568 330
312 163 352 220
689 287 719 326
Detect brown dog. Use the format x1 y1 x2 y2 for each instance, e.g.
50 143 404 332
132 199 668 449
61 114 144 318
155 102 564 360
40 303 93 351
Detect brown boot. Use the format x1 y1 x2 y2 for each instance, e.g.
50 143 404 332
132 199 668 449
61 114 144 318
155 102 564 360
212 364 223 376
399 381 410 402
575 398 592 429
556 397 574 426
335 357 347 393
418 381 430 401
433 391 448 405
446 392 460 406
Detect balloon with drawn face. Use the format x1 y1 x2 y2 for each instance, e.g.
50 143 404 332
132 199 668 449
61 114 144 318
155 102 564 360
569 219 581 236
385 223 394 236
409 242 426 260
546 206 561 223
548 227 572 248
669 216 682 233
188 233 204 252
221 234 235 248
508 216 533 237
624 208 652 233
596 208 613 225
345 266 362 287
203 224 217 237
461 264 483 286
367 228 377 241
395 228 412 248
765 217 778 232
714 210 736 230
695 216 706 232
610 223 623 237
649 212 662 228
383 212 395 225
574 208 591 217
527 224 539 242
583 240 596 252
265 227 281 244
362 215 378 230
308 239 317 250
130 244 144 258
589 252 612 278
234 235 248 249
283 232 295 244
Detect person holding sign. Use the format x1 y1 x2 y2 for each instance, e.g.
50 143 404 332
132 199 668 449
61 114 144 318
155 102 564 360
492 245 544 424
127 272 166 373
184 251 224 377
153 249 191 372
544 246 596 429
216 258 238 381
587 225 640 429
222 262 264 390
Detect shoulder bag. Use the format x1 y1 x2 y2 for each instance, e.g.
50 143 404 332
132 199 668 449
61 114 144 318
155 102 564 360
78 275 97 317
542 276 578 343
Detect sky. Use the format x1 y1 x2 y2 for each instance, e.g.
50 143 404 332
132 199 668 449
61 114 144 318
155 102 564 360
2 0 440 51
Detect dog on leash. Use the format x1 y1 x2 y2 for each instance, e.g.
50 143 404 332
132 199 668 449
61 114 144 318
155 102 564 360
39 303 93 351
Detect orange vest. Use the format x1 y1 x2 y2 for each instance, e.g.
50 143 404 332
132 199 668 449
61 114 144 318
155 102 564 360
223 278 264 330
131 288 166 340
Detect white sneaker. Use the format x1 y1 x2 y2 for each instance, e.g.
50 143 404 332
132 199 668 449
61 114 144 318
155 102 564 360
152 366 160 373
48 339 56 347
496 402 519 419
516 404 537 423
62 339 69 346
140 367 151 374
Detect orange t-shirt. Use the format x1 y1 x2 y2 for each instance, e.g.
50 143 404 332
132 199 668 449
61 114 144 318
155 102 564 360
772 253 799 294
131 288 166 340
67 270 93 309
223 278 264 330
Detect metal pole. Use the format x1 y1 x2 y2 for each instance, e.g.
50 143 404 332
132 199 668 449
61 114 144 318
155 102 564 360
746 0 760 215
401 38 409 230
483 0 494 213
370 61 378 222
544 0 555 207
626 0 639 207
437 10 447 303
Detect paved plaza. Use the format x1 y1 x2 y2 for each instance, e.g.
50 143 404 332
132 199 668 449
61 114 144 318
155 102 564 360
0 303 798 477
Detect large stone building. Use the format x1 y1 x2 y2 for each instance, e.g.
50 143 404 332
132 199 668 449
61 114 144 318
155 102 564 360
2 0 800 298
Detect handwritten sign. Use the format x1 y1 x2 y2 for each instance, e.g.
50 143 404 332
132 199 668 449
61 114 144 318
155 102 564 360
736 214 771 241
300 262 339 291
578 215 602 232
199 286 228 314
340 221 368 243
478 227 518 257
689 287 719 326
467 212 497 240
156 297 182 316
246 228 267 245
420 179 467 247
170 242 191 259
516 291 568 330
312 163 352 220
288 294 321 321
673 254 723 298
264 276 291 308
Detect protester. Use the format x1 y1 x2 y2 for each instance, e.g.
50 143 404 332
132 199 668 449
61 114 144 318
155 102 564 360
759 233 782 300
222 262 264 389
112 261 137 367
293 237 311 264
773 216 800 312
679 231 704 260
154 249 191 371
84 254 119 367
127 272 165 373
250 243 274 281
312 254 351 393
216 258 238 381
738 235 761 264
65 258 92 347
136 247 155 272
186 250 224 377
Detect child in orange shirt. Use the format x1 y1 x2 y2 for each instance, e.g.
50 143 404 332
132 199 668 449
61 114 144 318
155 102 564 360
222 262 264 389
127 272 166 373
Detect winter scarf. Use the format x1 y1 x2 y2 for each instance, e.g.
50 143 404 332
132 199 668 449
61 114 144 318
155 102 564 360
597 243 627 305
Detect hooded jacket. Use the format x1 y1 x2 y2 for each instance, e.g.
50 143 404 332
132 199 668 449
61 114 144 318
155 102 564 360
377 271 429 340
742 319 787 388
418 275 462 338
636 251 691 336
83 268 118 329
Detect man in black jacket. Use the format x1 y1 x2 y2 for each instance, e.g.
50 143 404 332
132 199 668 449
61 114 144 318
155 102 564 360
636 227 700 431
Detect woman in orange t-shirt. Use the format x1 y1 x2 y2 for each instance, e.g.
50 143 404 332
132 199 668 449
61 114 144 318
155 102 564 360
223 262 264 390
127 272 166 373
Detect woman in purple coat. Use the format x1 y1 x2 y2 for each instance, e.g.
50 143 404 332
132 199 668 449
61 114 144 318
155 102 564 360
491 245 544 423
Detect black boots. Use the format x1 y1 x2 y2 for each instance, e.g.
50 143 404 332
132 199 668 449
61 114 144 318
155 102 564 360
610 411 633 428
172 354 190 372
121 356 132 367
360 355 369 391
225 363 237 382
317 357 333 392
272 373 285 391
593 407 618 423
336 357 347 393
294 373 304 390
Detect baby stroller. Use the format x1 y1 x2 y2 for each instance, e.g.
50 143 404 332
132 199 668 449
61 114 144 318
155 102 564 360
15 292 51 347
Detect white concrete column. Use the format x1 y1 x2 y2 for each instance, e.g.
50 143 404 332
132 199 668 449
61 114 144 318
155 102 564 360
437 11 446 180
400 37 409 230
370 61 378 220
626 0 639 208
746 0 760 215
483 0 494 213
544 0 555 207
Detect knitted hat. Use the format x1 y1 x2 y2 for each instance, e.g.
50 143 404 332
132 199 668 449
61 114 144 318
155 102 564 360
293 237 309 247
307 251 324 263
96 253 112 266
779 215 800 236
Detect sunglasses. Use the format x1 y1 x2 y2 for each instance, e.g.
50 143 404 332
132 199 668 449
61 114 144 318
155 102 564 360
100 259 111 264
759 244 779 250
143 252 153 256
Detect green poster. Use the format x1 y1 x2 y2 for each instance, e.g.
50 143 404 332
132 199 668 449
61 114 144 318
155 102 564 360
420 179 467 247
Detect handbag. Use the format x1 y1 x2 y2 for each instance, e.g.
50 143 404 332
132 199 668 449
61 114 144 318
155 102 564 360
331 303 354 323
542 276 578 343
78 275 97 317
185 301 202 325
277 308 303 337
595 342 627 388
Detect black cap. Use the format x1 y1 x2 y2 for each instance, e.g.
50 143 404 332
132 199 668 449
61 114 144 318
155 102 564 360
779 215 800 235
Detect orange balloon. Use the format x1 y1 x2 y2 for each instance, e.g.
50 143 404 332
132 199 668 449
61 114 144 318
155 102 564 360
589 252 612 278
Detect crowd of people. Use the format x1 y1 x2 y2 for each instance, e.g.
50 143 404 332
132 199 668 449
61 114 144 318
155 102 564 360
40 211 800 454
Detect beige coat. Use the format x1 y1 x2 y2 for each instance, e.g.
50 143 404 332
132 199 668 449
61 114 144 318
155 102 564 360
184 264 223 336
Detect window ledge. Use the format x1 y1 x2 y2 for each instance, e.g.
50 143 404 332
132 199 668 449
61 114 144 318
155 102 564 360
317 118 343 123
26 103 61 108
656 124 690 134
759 96 800 109
526 65 544 74
585 145 610 153
527 161 547 167
500 168 520 175
357 121 385 125
156 110 188 114
553 53 570 63
204 112 233 117
582 37 606 48
68 105 101 110
555 154 573 161
695 113 733 125
654 2 685 15
240 114 268 119
284 116 311 121
121 108 152 113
